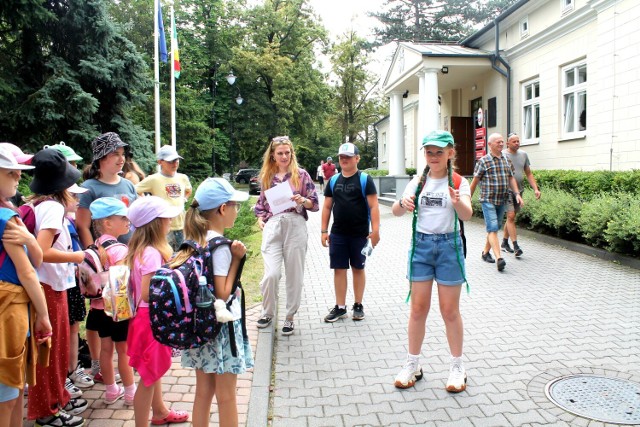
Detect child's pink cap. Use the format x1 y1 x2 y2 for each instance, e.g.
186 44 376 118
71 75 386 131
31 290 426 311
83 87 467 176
128 196 182 228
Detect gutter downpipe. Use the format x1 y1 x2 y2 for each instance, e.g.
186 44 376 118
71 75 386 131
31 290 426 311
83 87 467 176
492 18 512 134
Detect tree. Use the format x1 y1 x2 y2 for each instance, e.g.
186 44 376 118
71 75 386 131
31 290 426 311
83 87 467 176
0 0 151 167
370 0 517 44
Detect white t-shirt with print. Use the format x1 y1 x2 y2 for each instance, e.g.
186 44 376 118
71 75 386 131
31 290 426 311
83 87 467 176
35 200 76 291
205 230 241 321
403 175 471 235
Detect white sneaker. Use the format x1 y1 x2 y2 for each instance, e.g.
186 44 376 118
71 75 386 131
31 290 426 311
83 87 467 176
394 360 423 389
69 366 94 388
446 358 467 393
64 377 83 399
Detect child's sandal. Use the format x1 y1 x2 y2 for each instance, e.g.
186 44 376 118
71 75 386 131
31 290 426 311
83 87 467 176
150 409 189 425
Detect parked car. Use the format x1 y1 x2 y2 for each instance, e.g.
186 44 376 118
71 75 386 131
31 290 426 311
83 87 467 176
249 175 261 195
234 168 259 184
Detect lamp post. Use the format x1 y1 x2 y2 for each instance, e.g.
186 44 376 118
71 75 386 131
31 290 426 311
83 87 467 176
211 66 239 176
228 93 244 177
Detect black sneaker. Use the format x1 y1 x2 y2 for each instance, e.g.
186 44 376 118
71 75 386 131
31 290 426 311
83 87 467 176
324 305 348 323
352 303 365 321
282 320 294 336
256 316 272 329
481 251 495 263
497 258 506 272
62 398 88 416
35 410 84 427
501 241 514 253
514 246 523 258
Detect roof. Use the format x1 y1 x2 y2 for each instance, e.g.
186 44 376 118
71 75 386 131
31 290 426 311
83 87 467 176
402 42 492 57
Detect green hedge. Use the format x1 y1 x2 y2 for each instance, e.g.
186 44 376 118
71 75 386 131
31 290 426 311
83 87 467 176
471 170 640 257
532 169 640 199
365 168 417 177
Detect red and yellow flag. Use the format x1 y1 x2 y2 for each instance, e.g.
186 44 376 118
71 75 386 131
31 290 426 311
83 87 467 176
171 14 181 78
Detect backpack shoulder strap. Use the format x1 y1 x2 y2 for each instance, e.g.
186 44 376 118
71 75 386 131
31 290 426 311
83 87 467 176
328 174 339 194
452 172 463 190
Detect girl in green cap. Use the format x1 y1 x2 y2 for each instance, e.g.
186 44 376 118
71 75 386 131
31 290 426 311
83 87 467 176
391 130 472 393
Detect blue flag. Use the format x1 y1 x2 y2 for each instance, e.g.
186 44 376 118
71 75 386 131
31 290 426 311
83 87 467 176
157 0 168 63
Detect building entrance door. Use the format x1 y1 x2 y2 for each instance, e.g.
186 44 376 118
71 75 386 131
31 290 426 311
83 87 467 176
450 116 474 176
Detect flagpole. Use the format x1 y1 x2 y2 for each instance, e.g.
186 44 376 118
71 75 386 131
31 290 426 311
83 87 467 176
170 5 176 149
154 0 161 157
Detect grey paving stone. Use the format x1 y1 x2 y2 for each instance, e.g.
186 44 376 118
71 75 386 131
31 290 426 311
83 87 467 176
263 201 640 426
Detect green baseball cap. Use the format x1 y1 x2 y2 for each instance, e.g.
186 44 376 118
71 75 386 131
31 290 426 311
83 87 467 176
47 141 83 162
421 130 454 148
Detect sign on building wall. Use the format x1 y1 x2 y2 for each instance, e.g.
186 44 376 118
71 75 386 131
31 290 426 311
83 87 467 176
475 108 486 159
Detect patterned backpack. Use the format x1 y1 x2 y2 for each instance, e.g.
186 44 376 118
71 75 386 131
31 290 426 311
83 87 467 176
148 237 247 353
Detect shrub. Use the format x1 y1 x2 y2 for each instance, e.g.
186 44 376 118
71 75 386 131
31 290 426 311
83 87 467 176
521 188 581 239
578 193 626 247
604 196 640 256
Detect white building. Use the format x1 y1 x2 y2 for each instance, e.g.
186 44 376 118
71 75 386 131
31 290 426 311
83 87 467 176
375 0 640 176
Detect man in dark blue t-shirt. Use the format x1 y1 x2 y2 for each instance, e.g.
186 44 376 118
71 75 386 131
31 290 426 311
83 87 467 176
321 142 380 323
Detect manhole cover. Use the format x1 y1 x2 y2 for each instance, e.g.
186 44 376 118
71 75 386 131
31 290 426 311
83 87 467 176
545 374 640 424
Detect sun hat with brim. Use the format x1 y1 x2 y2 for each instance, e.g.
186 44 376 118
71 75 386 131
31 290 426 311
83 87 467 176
128 196 182 228
47 141 83 162
67 183 88 194
91 132 128 163
421 130 455 148
0 143 34 165
90 197 128 220
194 177 249 211
156 145 183 161
29 148 81 194
0 147 35 170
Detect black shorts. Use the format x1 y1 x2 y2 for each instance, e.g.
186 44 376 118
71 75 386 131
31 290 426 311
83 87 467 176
67 285 87 325
329 233 368 270
85 308 129 342
318 176 324 185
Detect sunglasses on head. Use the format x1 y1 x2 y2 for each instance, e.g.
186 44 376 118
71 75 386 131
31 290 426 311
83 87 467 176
271 136 290 145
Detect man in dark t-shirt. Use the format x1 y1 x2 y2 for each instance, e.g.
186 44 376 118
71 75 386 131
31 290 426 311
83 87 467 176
321 143 380 323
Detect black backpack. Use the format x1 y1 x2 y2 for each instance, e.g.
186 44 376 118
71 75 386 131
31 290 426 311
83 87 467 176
148 237 246 354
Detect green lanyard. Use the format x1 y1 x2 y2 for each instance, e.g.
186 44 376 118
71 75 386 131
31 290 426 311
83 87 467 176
406 164 469 303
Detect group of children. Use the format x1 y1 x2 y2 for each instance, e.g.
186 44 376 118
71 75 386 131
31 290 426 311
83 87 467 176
0 134 253 427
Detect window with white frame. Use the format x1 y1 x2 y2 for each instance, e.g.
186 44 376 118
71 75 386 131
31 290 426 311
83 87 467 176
522 79 540 144
562 0 574 14
561 62 587 137
520 16 529 39
382 132 387 158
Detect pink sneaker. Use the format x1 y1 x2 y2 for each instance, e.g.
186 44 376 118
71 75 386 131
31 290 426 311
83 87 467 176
104 386 124 404
124 391 135 406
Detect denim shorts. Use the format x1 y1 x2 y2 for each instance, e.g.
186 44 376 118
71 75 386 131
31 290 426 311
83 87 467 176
481 202 507 233
329 233 368 270
406 232 466 285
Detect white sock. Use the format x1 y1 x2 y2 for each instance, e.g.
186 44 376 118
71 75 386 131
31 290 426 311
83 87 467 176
338 305 346 309
407 353 420 366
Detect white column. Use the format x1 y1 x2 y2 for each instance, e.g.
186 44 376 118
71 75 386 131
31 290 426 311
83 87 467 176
389 91 405 176
416 68 440 172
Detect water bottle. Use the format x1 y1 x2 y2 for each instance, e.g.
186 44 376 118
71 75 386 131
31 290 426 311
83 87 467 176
361 238 373 257
195 276 213 308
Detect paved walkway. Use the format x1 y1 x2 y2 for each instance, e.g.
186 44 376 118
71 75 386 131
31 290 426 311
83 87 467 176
23 305 261 427
22 201 640 426
253 202 640 426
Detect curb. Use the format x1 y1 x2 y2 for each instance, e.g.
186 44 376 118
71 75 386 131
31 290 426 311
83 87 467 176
246 311 274 427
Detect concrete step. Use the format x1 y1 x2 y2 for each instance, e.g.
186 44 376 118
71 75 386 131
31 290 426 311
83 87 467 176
378 196 396 207
381 192 396 198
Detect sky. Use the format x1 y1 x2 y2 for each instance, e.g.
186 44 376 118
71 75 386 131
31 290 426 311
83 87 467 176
307 0 386 40
306 0 395 77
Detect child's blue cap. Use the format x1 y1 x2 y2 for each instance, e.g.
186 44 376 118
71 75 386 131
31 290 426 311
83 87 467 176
195 177 249 211
90 197 128 220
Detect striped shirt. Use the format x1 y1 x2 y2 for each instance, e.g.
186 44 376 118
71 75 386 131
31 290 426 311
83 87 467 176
473 152 515 205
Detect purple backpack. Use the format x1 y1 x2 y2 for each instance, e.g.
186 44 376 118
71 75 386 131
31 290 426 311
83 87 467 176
148 237 246 353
